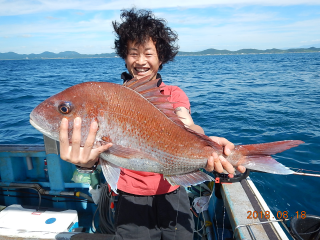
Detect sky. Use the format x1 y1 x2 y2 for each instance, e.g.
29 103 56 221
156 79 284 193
0 0 320 54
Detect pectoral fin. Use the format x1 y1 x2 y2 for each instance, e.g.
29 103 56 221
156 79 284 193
99 159 120 194
107 144 158 162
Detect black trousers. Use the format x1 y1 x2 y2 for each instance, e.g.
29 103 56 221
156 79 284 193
114 187 194 240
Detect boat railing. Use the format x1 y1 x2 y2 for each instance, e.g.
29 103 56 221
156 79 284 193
0 135 91 210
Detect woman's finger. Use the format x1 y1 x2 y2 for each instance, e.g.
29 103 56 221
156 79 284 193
219 137 234 156
82 121 99 161
205 155 214 172
236 165 246 173
95 143 113 156
220 156 235 176
213 154 224 173
80 143 113 168
59 118 70 160
70 117 81 161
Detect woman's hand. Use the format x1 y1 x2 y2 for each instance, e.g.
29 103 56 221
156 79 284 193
205 136 246 177
59 117 112 168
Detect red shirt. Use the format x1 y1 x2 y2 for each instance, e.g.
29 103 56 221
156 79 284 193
117 82 190 195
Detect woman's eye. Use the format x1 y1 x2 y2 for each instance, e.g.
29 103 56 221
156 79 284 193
58 102 73 114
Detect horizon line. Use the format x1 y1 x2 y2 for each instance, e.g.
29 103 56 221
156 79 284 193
1 46 320 55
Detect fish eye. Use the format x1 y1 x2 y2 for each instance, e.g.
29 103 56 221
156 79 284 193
58 102 73 114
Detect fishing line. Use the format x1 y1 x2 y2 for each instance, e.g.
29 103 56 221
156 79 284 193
213 183 220 240
214 208 220 240
196 186 202 237
192 183 215 239
222 205 226 240
193 184 205 238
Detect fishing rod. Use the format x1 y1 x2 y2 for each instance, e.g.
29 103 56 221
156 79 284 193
213 167 320 185
291 168 320 177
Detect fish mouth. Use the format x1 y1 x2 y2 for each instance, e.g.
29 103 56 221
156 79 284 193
29 118 57 141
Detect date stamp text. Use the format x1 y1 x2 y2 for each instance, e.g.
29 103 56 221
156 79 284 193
247 211 306 220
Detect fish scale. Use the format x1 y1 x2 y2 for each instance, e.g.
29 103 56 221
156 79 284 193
97 82 212 166
30 75 304 192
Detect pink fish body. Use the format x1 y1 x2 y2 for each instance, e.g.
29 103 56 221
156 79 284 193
30 76 303 192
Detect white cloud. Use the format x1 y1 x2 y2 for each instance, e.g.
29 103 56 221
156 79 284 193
45 16 60 20
175 15 320 51
21 34 32 38
1 0 320 16
0 14 114 36
1 0 319 53
158 11 283 27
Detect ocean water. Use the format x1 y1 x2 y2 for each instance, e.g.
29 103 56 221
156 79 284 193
1 53 320 221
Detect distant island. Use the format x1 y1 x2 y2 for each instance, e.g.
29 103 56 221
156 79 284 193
177 47 320 56
0 47 319 60
0 51 117 60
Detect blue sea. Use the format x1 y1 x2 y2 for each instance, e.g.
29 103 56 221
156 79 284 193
1 53 320 221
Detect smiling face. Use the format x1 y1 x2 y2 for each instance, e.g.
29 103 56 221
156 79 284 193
125 38 162 80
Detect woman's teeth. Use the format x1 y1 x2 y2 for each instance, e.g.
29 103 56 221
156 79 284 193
135 68 149 72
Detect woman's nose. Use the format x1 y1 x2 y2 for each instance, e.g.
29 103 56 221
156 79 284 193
136 54 146 64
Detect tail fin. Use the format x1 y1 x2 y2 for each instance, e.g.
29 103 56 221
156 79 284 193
234 140 304 175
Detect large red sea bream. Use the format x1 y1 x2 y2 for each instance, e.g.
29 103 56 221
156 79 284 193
30 76 303 192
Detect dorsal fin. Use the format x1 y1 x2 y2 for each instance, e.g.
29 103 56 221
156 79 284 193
123 75 185 127
122 75 222 150
185 127 223 152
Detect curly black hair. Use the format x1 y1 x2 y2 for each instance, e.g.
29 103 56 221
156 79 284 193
112 8 179 70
